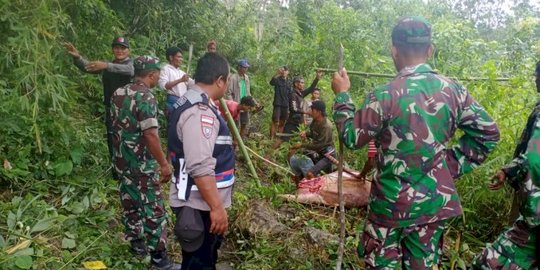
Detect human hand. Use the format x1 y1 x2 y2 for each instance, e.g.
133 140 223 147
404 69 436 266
179 74 189 83
159 164 172 184
63 42 80 58
209 207 228 235
85 61 108 72
331 68 350 95
299 131 307 139
489 170 506 190
315 69 323 80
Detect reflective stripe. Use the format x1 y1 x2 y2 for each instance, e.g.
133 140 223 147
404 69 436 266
190 176 235 191
216 135 233 145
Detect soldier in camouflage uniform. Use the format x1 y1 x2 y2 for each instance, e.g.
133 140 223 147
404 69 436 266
471 62 540 269
110 56 181 270
331 16 500 269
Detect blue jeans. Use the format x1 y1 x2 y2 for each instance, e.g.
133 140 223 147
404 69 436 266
290 154 315 177
290 153 334 177
166 94 180 116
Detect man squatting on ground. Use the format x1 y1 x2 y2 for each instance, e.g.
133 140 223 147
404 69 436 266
64 37 133 180
331 16 500 268
110 56 180 270
168 53 235 269
289 100 335 182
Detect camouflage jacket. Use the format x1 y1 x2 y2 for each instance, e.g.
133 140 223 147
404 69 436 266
511 101 540 227
503 101 540 188
333 63 500 228
110 82 159 176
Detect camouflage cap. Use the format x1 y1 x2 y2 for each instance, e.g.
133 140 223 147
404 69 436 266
133 55 161 71
391 16 432 46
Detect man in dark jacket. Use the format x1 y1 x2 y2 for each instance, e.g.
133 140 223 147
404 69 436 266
64 37 134 179
269 65 290 139
281 70 322 142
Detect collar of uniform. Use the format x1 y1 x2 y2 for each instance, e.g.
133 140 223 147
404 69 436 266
188 83 215 107
397 63 434 77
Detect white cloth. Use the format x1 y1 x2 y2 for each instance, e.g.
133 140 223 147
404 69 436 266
159 63 192 97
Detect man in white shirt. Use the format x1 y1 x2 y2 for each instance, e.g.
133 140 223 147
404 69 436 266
159 47 194 115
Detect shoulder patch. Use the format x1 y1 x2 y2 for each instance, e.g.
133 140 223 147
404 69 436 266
201 115 215 139
198 104 209 110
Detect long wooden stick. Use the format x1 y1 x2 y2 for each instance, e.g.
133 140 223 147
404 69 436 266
316 67 510 82
219 98 260 186
336 43 346 270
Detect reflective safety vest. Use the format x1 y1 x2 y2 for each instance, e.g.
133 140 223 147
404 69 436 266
167 90 235 201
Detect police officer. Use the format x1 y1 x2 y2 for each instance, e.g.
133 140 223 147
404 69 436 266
471 62 540 269
331 17 500 268
168 53 234 269
64 37 134 180
110 56 180 270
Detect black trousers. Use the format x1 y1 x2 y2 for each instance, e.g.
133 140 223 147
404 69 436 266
172 207 223 270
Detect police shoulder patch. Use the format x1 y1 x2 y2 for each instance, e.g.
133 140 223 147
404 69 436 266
200 115 215 139
198 103 209 110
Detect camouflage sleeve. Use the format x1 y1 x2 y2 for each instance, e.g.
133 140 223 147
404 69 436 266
446 90 500 178
526 118 540 188
332 91 382 149
135 91 159 131
502 155 527 187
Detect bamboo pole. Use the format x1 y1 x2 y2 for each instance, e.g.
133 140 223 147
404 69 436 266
218 98 260 186
316 68 510 82
336 44 346 270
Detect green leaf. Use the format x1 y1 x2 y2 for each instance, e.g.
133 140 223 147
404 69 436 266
0 235 5 248
14 255 33 269
7 211 16 229
31 217 54 233
54 160 73 176
61 238 76 249
70 147 83 165
14 248 34 256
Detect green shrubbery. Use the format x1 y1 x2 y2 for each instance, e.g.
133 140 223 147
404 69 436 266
0 0 539 269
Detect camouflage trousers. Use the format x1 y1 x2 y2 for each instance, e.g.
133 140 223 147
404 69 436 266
359 219 445 269
471 219 537 269
119 171 168 252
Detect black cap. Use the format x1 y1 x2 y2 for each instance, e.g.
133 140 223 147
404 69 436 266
310 100 326 116
112 36 129 48
174 207 205 252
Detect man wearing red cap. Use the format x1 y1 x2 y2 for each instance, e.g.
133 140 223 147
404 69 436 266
64 36 134 180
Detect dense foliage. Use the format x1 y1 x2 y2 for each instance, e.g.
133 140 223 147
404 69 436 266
1 0 540 269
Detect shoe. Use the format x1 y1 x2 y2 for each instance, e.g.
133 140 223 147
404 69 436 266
150 251 182 270
130 239 148 256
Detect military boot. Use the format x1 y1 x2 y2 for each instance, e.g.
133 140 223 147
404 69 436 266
130 239 148 257
150 250 181 270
